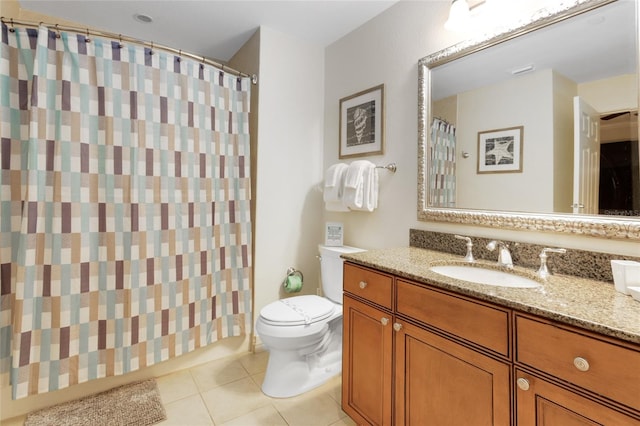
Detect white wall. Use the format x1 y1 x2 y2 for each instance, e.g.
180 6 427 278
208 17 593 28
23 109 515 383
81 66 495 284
456 69 555 212
579 74 638 113
324 1 459 250
252 26 325 324
552 71 578 213
324 1 639 257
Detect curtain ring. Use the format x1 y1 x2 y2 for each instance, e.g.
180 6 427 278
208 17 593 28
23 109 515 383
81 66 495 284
54 24 61 39
176 49 181 62
149 41 154 55
118 34 123 48
85 28 90 43
9 18 15 33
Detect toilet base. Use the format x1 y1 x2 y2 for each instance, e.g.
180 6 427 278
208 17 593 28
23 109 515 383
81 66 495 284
260 347 342 398
260 319 343 398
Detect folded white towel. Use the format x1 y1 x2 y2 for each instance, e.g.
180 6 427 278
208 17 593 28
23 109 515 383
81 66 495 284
343 160 377 211
323 163 348 203
325 201 350 212
360 164 378 212
324 163 349 211
343 160 369 189
349 162 378 212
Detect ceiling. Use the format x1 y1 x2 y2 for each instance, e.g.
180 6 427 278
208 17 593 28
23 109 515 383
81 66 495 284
432 0 637 100
18 0 400 62
16 0 636 93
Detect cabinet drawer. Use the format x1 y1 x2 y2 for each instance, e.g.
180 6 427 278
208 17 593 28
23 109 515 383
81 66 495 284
516 315 640 412
396 280 510 357
343 263 393 309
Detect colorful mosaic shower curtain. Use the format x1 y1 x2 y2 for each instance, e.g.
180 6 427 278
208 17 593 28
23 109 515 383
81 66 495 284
0 24 252 399
429 118 457 207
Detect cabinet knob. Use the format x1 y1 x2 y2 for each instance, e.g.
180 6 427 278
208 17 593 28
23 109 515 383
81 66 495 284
393 322 403 332
516 377 530 391
573 357 590 372
359 281 367 289
380 317 389 326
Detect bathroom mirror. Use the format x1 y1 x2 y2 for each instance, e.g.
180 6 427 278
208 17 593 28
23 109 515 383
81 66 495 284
418 0 640 240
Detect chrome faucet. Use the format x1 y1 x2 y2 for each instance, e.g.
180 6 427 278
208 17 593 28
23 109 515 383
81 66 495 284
537 247 567 279
454 235 474 262
486 240 513 269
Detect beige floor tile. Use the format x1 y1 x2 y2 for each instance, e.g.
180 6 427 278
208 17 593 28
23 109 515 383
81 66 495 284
250 371 266 389
158 394 213 426
156 369 200 404
189 357 249 393
272 392 345 426
219 404 287 426
201 376 271 424
1 415 26 426
329 415 358 426
238 350 269 375
318 375 342 404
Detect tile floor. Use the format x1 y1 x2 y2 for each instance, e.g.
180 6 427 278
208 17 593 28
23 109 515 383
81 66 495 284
3 351 357 426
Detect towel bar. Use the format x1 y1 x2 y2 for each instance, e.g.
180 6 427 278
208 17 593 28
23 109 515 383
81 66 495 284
375 163 397 173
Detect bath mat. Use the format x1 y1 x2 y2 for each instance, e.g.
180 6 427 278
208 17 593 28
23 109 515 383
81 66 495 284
25 379 167 426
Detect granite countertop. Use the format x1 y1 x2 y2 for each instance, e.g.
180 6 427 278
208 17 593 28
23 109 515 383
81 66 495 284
342 247 640 345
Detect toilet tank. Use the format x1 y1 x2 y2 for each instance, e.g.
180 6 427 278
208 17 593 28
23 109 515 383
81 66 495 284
319 245 366 303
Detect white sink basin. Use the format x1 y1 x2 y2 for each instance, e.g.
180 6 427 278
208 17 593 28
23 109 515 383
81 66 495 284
429 265 541 288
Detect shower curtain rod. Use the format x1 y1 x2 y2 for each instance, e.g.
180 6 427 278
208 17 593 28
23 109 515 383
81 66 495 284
1 17 258 84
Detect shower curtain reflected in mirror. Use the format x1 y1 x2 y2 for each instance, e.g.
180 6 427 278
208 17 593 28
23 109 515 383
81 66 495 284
429 118 457 208
0 24 252 399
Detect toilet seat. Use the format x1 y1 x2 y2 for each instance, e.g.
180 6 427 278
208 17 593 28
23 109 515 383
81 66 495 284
260 295 336 326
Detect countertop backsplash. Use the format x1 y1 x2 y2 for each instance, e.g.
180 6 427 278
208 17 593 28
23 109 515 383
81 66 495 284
409 229 640 283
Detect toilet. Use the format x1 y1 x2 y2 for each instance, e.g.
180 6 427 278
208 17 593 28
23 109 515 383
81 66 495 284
255 244 365 398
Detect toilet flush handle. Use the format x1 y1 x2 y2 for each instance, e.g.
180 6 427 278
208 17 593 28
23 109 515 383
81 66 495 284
359 281 367 289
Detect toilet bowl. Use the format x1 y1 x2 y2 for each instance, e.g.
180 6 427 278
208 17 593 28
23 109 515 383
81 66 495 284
255 245 365 398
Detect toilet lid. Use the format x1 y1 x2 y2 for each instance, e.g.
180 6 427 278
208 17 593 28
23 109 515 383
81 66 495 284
260 295 336 326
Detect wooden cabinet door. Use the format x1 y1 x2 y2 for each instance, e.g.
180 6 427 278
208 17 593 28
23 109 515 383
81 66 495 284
394 320 511 426
342 294 393 426
515 369 640 426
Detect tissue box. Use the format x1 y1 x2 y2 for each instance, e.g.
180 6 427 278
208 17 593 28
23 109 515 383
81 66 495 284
611 260 640 295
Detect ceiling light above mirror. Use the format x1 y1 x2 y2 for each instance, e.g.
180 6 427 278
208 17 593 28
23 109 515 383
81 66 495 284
444 0 473 32
444 0 521 33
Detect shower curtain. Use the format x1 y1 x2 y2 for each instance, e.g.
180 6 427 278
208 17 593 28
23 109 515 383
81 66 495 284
0 24 252 399
429 118 456 207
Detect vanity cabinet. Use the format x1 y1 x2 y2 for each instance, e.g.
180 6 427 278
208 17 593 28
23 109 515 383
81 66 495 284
342 264 511 425
514 315 640 425
394 279 511 425
394 319 511 425
515 369 639 425
342 261 640 425
342 264 394 425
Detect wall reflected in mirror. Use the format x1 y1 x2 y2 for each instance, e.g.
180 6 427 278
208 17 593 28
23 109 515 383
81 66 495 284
429 0 639 217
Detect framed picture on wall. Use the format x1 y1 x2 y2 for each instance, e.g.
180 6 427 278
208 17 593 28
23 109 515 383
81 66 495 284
477 126 523 174
339 84 384 159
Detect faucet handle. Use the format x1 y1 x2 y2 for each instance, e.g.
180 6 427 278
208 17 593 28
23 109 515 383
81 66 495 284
541 247 567 256
537 247 567 279
486 240 508 251
454 235 474 262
